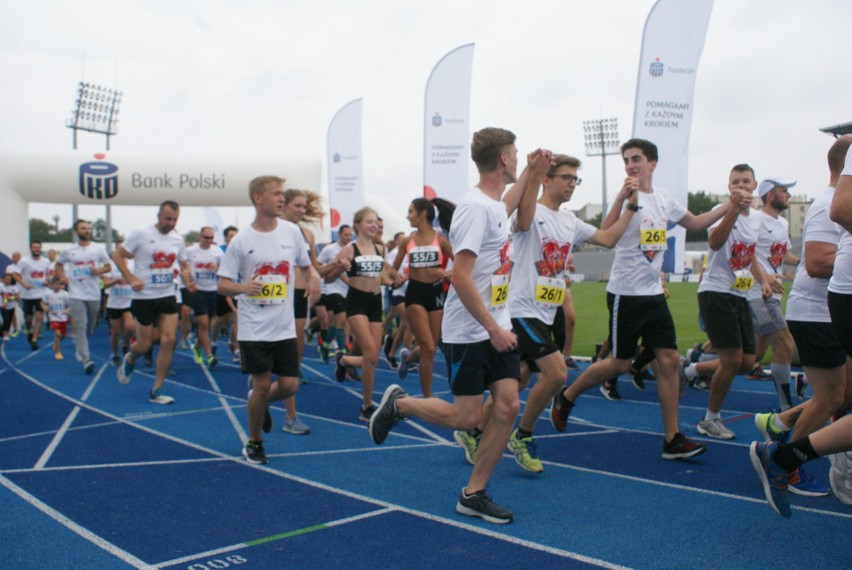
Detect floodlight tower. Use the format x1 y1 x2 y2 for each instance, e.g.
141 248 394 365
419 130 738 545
65 82 122 250
583 117 620 220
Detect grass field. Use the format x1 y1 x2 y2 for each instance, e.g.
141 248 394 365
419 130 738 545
568 281 791 359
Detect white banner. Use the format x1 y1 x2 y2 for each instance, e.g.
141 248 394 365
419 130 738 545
632 0 713 273
423 43 474 204
327 98 364 238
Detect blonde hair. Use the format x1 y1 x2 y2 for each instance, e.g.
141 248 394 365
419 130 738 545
284 188 325 223
248 176 285 203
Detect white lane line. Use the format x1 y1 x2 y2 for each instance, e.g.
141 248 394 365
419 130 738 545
0 473 155 569
33 407 81 470
200 363 247 443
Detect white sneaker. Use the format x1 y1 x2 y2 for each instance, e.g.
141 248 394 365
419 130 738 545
282 415 310 435
149 391 175 405
697 418 735 440
829 452 852 505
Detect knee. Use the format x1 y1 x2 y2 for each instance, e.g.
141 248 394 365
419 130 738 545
492 395 520 422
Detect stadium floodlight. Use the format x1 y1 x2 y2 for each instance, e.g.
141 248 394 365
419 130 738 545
583 117 620 219
66 81 122 150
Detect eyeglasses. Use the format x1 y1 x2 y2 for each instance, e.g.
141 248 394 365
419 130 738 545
548 174 582 185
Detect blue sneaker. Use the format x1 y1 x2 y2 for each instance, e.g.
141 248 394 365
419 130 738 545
788 465 830 497
749 441 792 517
117 353 135 384
397 348 410 380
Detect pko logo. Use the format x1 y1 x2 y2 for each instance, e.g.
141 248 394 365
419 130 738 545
649 57 664 77
432 112 442 127
79 154 119 200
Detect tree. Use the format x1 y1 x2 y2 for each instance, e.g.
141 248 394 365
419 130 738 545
586 212 602 229
184 230 201 245
686 191 720 241
29 218 55 242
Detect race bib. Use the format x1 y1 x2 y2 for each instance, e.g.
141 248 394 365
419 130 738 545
354 255 384 278
732 269 754 292
30 279 45 290
639 221 667 251
408 246 440 269
490 274 508 310
194 270 217 282
150 268 174 288
112 284 133 298
71 266 92 279
248 276 288 305
534 276 566 307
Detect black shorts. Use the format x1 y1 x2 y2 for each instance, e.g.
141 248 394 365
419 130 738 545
324 293 346 315
788 320 847 369
404 279 446 312
187 290 218 318
443 339 520 396
551 305 566 353
512 317 559 372
293 288 308 320
22 298 43 316
215 294 233 317
131 296 179 327
828 292 852 358
239 338 299 377
345 288 383 322
107 307 131 320
607 293 677 360
698 291 755 353
179 287 190 306
390 294 405 307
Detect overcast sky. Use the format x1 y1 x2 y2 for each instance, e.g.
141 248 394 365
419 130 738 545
1 0 850 242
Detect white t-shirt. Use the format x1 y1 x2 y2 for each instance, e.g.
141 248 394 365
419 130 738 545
607 187 687 296
105 260 134 310
58 243 111 301
122 225 188 300
442 188 512 344
187 244 225 292
17 256 52 300
5 263 21 276
0 282 21 309
747 209 793 301
787 187 840 322
828 145 852 295
317 241 348 297
218 220 311 342
697 206 759 297
44 289 70 323
508 205 596 323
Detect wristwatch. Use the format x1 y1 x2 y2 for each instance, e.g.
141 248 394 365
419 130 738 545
626 203 640 212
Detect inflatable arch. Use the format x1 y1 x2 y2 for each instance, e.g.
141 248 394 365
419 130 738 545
0 150 409 264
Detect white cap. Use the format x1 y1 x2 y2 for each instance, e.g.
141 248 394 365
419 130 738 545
757 177 796 198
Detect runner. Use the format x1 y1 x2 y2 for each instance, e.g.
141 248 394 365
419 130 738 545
113 200 196 404
13 241 51 350
217 176 321 464
186 226 225 369
55 219 112 374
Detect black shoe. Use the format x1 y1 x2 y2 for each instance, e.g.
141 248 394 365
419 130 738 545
661 432 707 460
84 360 95 375
262 406 272 433
30 339 38 351
368 384 406 444
383 334 394 360
455 488 513 524
111 355 121 366
144 348 154 367
334 352 346 382
242 441 268 465
121 343 129 356
795 373 808 400
629 366 646 391
346 366 362 382
359 404 377 422
599 382 622 401
386 356 398 370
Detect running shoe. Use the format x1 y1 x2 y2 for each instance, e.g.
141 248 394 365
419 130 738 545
828 452 852 505
507 429 543 473
117 353 135 384
563 355 579 370
690 376 710 392
697 418 736 440
206 354 218 369
385 356 399 370
383 333 394 361
54 351 63 360
242 441 268 465
143 348 153 367
455 488 513 524
794 373 808 400
550 390 574 432
599 381 621 401
191 343 203 365
749 441 792 517
149 389 175 405
397 347 410 380
453 430 479 465
686 342 704 364
30 339 38 351
359 404 376 423
368 384 406 444
233 349 241 363
661 432 707 460
629 366 646 391
282 415 310 435
298 371 308 385
346 366 362 382
84 359 95 375
111 355 121 366
334 352 347 382
788 466 829 497
748 364 772 380
318 343 331 363
754 412 787 443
